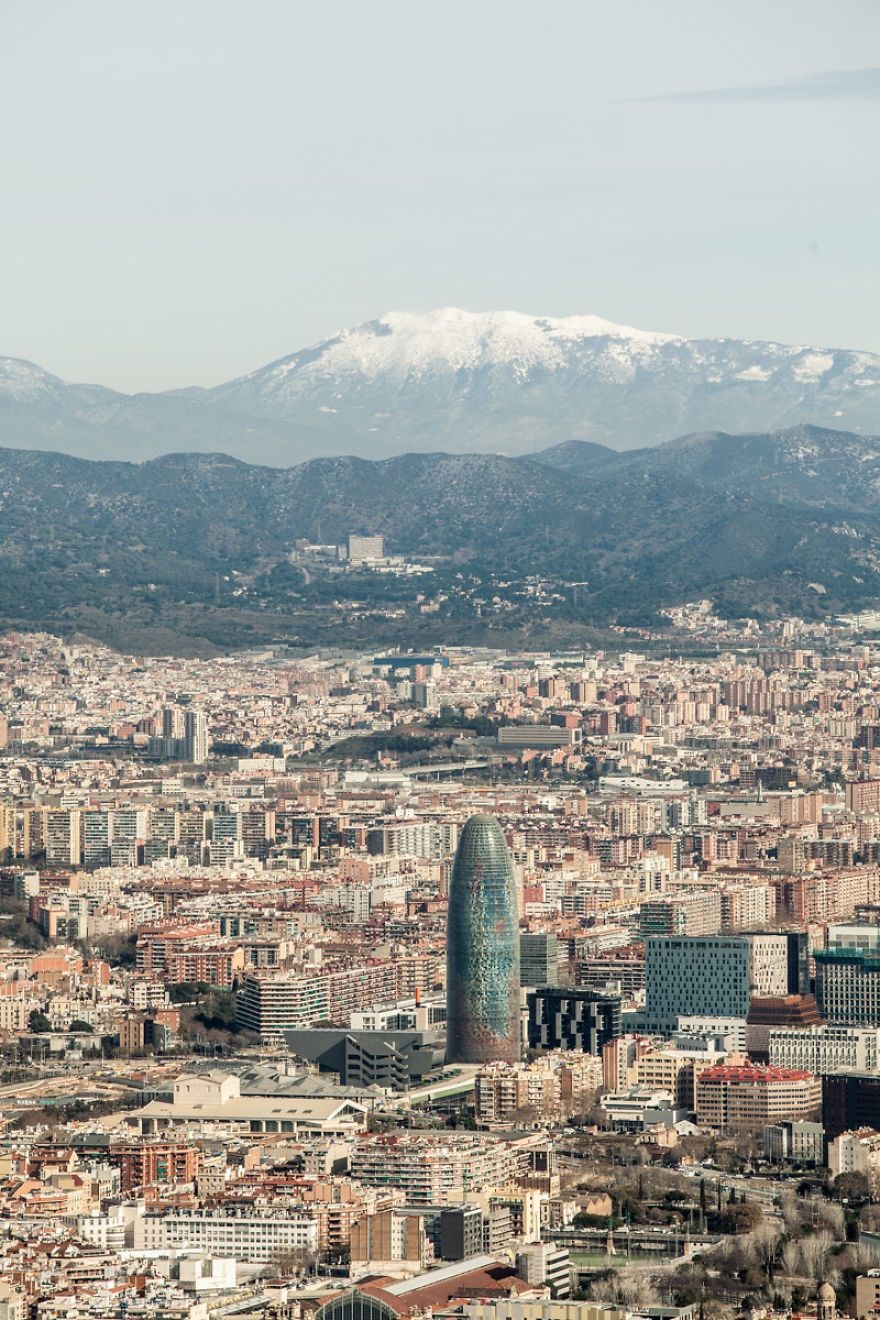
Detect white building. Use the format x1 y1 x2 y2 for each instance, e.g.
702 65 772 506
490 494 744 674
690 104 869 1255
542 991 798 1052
769 1025 880 1074
133 1070 367 1137
134 1210 318 1263
828 1127 880 1193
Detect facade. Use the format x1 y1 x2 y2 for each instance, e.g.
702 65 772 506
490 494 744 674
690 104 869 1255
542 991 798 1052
855 1271 880 1318
282 1028 440 1091
133 1208 318 1262
237 955 438 1039
846 779 880 814
745 994 824 1061
134 1071 367 1137
828 1128 880 1193
695 1063 821 1132
768 1025 880 1074
45 810 81 866
474 1056 602 1127
350 1135 519 1204
497 726 580 749
577 953 645 996
446 814 520 1065
516 1242 571 1297
636 1041 728 1109
347 534 385 564
350 1209 426 1275
763 1119 824 1165
520 932 558 988
184 709 208 763
823 1073 880 1143
440 1205 484 1261
108 1141 199 1192
526 988 621 1056
815 946 880 1026
643 934 801 1033
676 1016 747 1051
639 890 722 938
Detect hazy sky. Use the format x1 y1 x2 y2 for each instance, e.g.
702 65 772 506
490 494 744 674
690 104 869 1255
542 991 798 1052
2 0 878 391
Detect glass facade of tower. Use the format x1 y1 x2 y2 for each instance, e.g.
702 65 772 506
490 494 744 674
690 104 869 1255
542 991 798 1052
446 813 521 1064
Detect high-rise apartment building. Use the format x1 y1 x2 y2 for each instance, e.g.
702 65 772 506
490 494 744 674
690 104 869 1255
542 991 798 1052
45 810 81 867
639 890 722 938
184 709 208 763
82 810 113 868
445 814 520 1064
152 706 208 762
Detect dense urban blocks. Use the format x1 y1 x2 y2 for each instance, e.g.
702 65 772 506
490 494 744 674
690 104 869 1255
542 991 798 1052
445 814 520 1065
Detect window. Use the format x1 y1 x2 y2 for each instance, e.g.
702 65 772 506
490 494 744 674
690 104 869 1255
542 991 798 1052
317 1293 399 1320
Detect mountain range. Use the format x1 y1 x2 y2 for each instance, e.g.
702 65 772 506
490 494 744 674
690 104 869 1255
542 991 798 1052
4 309 880 463
1 424 879 654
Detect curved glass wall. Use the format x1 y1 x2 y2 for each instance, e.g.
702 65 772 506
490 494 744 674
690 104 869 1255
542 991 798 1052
316 1291 400 1320
446 813 520 1063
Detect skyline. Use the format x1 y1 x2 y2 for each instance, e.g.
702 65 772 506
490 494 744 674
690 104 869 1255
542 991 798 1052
1 0 878 393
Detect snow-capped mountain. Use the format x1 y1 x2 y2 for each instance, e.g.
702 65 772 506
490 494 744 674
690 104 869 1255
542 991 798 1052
0 357 336 463
205 308 880 455
3 308 880 462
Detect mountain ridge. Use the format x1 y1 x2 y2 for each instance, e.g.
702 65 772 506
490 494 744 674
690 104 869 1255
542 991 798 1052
4 309 880 464
1 425 880 654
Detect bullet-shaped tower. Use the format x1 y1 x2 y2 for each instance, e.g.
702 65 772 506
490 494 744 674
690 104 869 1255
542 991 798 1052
445 813 520 1063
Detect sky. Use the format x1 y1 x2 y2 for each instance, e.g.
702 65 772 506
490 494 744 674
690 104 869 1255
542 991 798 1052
1 0 878 392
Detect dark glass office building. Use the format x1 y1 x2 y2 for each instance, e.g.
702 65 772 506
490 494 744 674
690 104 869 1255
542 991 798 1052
445 813 520 1064
823 1072 880 1144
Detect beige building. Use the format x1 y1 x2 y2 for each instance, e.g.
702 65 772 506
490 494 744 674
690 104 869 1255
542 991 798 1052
829 1128 880 1195
695 1063 821 1132
856 1270 880 1317
474 1055 602 1128
350 1208 425 1276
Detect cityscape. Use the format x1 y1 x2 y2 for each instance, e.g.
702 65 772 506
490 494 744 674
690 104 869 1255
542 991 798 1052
2 2 880 1318
3 615 880 1315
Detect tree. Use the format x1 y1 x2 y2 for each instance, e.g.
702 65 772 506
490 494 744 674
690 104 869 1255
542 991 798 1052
798 1228 835 1281
814 1200 846 1236
590 1267 652 1308
28 1010 51 1033
717 1202 763 1234
782 1239 803 1278
89 931 137 967
169 981 210 1003
831 1171 870 1204
750 1221 782 1282
269 1246 317 1278
68 1020 93 1034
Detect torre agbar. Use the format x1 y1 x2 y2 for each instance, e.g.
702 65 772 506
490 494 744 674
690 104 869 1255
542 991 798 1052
445 813 521 1064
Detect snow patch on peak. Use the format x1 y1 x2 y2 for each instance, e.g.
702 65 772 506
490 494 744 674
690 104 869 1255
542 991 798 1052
792 351 836 381
268 306 683 385
0 357 62 401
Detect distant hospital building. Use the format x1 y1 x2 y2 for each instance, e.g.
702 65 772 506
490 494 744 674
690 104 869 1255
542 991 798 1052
345 534 385 564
